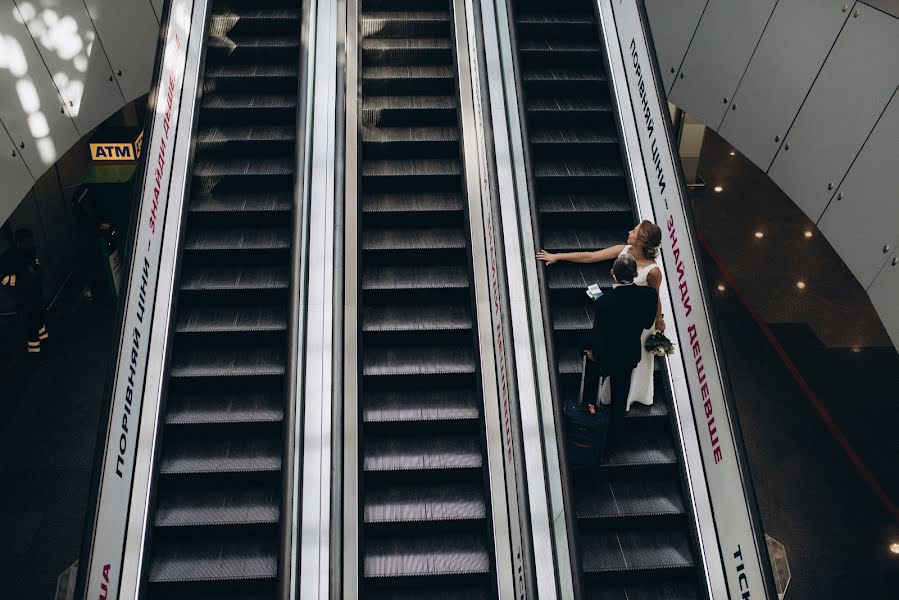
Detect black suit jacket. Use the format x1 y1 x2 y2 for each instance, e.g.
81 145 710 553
583 283 658 374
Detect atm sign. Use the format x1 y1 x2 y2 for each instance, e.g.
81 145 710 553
90 131 144 162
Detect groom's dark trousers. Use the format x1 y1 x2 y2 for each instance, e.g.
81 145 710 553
582 357 633 455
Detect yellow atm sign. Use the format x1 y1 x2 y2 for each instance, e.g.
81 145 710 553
90 131 144 162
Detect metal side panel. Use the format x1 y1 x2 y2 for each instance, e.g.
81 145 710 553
643 0 708 95
718 0 851 170
767 3 899 222
668 0 777 131
0 121 36 225
298 0 339 595
818 90 899 288
602 1 776 598
79 0 205 597
453 0 517 596
118 1 209 595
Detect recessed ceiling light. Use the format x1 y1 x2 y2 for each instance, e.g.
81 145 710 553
729 151 736 156
796 280 806 289
717 284 726 292
851 347 862 353
804 230 813 238
714 185 724 193
754 231 764 239
890 542 899 554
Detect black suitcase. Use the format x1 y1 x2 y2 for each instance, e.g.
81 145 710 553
564 354 611 466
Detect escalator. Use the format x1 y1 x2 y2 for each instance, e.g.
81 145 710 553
140 0 301 596
509 0 707 597
353 0 498 596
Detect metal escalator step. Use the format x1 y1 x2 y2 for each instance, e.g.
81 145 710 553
155 486 279 527
362 227 465 252
202 92 297 111
203 64 298 93
196 125 295 150
586 580 700 600
520 40 602 53
169 348 285 379
365 482 486 526
545 262 614 291
362 65 454 81
364 389 479 424
159 438 281 475
362 158 461 178
580 529 694 575
575 479 685 523
192 157 294 178
361 11 451 39
551 304 593 331
147 539 277 583
364 532 490 579
190 192 292 215
604 431 677 468
364 304 471 333
540 227 622 251
362 192 463 214
175 305 287 335
363 346 475 377
363 126 458 143
207 34 299 50
523 67 606 82
534 159 624 179
537 193 630 214
362 265 469 292
184 227 290 252
516 13 594 25
206 34 299 63
362 37 453 50
209 8 301 34
531 128 616 146
165 391 283 425
364 95 456 111
364 435 483 473
179 265 289 294
527 96 611 113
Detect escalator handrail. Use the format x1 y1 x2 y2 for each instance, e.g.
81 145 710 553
73 0 208 598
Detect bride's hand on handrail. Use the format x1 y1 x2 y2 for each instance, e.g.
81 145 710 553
536 250 558 265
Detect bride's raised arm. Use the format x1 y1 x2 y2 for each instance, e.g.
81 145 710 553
536 244 626 266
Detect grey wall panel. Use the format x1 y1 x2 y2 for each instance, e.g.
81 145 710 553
818 91 899 287
14 0 125 134
84 0 159 101
718 0 850 169
768 4 899 222
151 0 164 22
0 124 36 228
668 0 778 130
865 0 899 19
644 0 707 94
868 248 899 348
0 0 80 173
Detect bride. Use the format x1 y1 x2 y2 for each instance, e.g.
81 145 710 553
536 220 664 410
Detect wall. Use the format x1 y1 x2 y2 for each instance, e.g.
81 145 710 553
646 0 899 348
0 0 159 228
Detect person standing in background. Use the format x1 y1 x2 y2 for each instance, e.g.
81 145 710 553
0 229 47 355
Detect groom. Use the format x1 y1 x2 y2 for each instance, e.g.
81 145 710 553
582 254 658 455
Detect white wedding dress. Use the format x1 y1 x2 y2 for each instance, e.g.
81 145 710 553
599 245 660 411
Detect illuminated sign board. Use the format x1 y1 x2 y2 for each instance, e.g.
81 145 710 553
89 130 144 162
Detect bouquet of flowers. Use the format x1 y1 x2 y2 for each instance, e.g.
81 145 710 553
645 331 676 357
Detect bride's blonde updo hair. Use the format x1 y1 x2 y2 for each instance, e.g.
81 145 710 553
637 220 662 258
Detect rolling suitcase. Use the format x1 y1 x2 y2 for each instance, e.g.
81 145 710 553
564 354 611 466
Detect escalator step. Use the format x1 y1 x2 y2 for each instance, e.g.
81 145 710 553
364 533 491 578
585 581 700 600
147 539 277 583
362 227 465 252
184 228 291 252
539 227 621 251
190 192 292 216
537 193 630 214
534 159 623 179
196 125 295 151
362 192 463 214
364 482 486 525
522 67 606 82
169 348 285 379
179 265 289 294
363 304 471 333
165 391 284 425
545 262 614 292
364 389 479 424
155 486 279 527
363 126 458 143
362 265 469 292
192 157 294 177
362 158 461 178
361 11 451 39
575 479 685 523
363 435 483 473
175 305 287 336
160 438 282 475
580 529 694 575
516 13 594 25
363 346 475 376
